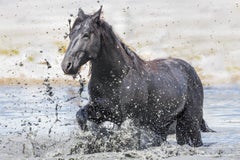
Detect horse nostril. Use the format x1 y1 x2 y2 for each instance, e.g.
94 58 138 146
67 62 72 71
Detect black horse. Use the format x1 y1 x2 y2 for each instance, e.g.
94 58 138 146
61 7 213 147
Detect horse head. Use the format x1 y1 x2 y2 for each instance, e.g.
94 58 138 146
61 6 103 75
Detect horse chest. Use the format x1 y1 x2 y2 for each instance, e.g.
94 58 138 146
89 79 121 101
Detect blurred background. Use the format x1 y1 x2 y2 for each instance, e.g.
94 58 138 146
0 0 240 86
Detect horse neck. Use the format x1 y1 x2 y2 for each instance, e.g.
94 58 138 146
91 23 132 80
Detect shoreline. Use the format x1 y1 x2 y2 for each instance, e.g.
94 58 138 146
0 77 81 86
0 77 239 88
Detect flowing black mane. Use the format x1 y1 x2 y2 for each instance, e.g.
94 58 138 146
100 21 146 72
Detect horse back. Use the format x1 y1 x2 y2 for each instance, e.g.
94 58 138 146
143 58 202 119
145 58 191 94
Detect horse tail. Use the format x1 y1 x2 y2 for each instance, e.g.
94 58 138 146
200 118 216 132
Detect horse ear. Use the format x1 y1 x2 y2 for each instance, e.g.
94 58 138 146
78 8 87 21
92 6 103 25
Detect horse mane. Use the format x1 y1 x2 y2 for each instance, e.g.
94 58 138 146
100 21 146 72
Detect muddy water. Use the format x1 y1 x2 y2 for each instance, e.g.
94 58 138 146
0 85 240 159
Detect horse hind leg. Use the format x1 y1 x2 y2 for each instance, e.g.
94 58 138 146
176 114 190 145
176 66 204 147
176 107 203 147
188 118 203 147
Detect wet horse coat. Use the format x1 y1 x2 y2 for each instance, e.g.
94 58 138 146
61 7 213 147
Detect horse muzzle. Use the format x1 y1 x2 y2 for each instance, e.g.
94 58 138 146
61 51 89 75
61 60 79 75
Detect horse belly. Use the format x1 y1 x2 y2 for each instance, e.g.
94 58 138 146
151 93 184 122
146 76 187 127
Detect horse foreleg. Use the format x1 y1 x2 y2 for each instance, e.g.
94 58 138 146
76 102 104 131
76 99 123 131
76 104 89 131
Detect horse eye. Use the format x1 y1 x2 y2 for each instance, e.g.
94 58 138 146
82 33 90 39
